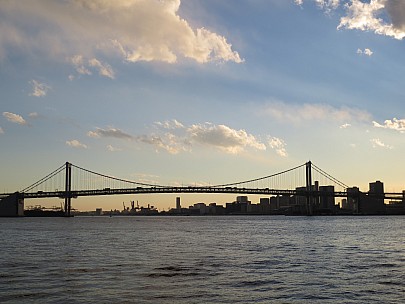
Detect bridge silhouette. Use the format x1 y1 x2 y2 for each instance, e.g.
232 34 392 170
1 161 403 216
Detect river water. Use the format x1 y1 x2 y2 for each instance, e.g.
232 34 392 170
1 216 404 303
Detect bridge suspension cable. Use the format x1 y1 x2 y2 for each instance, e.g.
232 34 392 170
211 163 307 188
70 164 167 188
311 163 349 190
21 163 66 193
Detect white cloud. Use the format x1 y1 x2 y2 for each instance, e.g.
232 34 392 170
373 118 405 133
295 0 341 10
87 127 133 139
357 48 373 56
88 58 115 79
136 133 191 154
155 119 184 130
130 173 160 185
107 144 122 152
364 48 373 56
338 0 405 40
28 112 39 118
262 101 371 124
29 80 51 97
315 0 341 12
0 127 4 134
370 138 393 149
268 136 288 157
2 112 27 125
66 139 88 149
296 0 405 40
187 123 266 154
340 123 351 129
69 55 115 79
0 0 243 68
69 55 92 75
90 120 286 156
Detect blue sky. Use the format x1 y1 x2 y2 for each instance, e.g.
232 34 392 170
1 0 405 210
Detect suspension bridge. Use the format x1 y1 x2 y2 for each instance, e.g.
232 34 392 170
0 161 403 216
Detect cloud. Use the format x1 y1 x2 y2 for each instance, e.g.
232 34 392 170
295 0 340 11
262 101 371 124
90 120 287 156
297 0 405 40
136 133 191 154
69 55 115 79
66 139 88 149
88 58 115 78
155 119 184 130
340 123 351 129
373 118 405 133
339 0 405 39
370 138 393 149
29 80 51 97
2 112 27 125
87 127 133 139
187 123 266 154
315 0 341 12
28 112 39 118
268 136 288 157
0 0 243 68
107 144 122 152
130 173 160 185
0 127 4 134
357 48 373 56
69 55 92 75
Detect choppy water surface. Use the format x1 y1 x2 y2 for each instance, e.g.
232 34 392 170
1 216 405 303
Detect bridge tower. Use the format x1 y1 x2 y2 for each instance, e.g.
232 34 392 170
64 162 72 217
305 161 313 215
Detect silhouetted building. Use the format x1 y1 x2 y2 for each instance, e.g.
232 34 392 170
361 181 385 215
347 187 361 214
191 202 209 215
319 186 335 214
208 203 225 215
176 197 181 210
259 198 271 214
0 193 24 217
236 196 249 203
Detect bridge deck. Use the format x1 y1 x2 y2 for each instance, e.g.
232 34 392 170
2 187 403 200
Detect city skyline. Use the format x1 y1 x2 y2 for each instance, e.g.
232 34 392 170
1 0 405 211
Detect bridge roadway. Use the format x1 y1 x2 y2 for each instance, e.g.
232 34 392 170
1 187 403 200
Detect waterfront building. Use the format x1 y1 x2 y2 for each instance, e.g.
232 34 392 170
362 181 385 215
259 198 271 214
176 197 181 211
319 185 335 214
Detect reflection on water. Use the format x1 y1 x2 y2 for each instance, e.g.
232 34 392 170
1 216 405 303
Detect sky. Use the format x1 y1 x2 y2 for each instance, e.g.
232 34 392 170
1 0 405 211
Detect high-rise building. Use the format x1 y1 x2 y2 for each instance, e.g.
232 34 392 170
347 187 361 214
176 197 181 210
369 181 384 194
236 196 249 203
319 185 335 213
365 181 385 214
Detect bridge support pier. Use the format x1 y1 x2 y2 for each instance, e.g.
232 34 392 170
306 161 313 215
64 162 72 217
